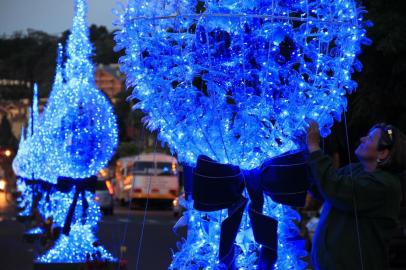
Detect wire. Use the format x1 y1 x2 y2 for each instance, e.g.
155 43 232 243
117 117 148 270
135 136 158 270
129 12 351 25
343 111 364 270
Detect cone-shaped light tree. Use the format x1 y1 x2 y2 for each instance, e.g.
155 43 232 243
36 0 118 264
12 84 42 217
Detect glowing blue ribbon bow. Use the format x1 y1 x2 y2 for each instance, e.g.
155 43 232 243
191 150 311 269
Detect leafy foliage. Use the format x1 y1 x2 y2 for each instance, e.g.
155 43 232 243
0 26 123 99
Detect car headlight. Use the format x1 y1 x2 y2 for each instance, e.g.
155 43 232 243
0 179 6 191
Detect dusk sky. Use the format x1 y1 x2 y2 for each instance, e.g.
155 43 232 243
0 0 121 36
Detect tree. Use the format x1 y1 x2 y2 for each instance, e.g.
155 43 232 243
0 26 123 100
0 115 17 149
0 115 18 183
339 0 406 161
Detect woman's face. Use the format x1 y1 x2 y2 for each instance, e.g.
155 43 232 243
355 128 382 161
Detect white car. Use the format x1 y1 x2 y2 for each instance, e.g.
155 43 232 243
95 180 114 215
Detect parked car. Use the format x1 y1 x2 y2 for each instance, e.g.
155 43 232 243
95 179 114 215
172 193 186 217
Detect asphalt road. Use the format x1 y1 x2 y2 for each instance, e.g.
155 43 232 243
0 191 186 270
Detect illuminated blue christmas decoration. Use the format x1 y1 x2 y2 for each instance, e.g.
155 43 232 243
37 190 115 263
43 1 118 181
12 85 40 181
35 0 118 264
115 0 369 269
115 0 369 169
12 85 42 218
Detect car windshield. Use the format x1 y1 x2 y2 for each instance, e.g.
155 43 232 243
132 161 155 175
131 161 176 176
156 162 176 176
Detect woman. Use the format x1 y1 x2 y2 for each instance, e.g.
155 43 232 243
306 121 406 270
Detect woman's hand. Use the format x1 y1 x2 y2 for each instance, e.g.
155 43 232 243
305 119 321 153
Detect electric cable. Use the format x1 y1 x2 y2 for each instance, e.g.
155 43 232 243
343 111 364 270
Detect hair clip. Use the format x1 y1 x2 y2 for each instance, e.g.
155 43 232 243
387 129 393 141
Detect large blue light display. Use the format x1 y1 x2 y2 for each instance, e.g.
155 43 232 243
45 0 118 181
32 0 118 264
115 0 369 169
12 84 41 181
115 0 368 269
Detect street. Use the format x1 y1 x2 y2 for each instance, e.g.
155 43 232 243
0 192 186 270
